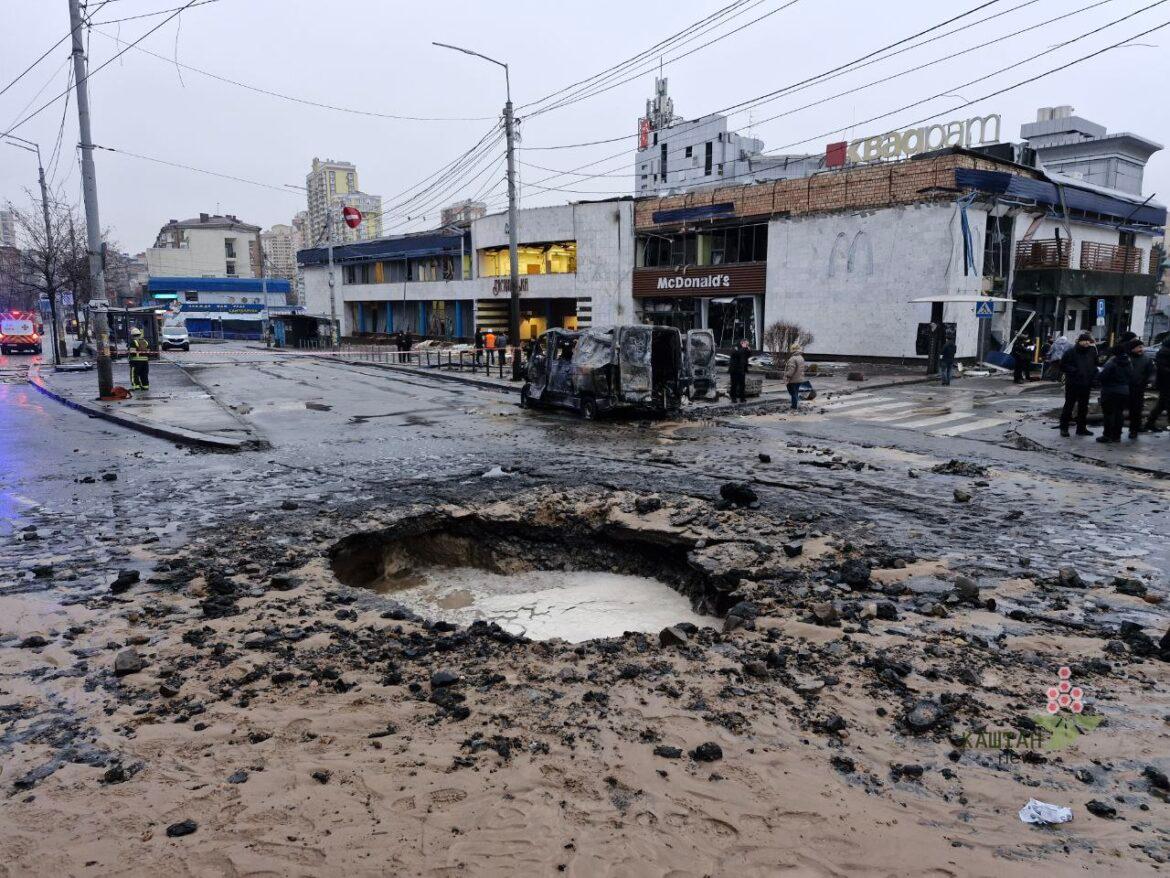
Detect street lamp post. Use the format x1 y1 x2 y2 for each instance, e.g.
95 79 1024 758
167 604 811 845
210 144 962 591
433 41 522 379
3 134 64 366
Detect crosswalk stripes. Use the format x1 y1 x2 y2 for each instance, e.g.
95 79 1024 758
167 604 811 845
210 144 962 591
815 394 1008 438
928 417 1010 437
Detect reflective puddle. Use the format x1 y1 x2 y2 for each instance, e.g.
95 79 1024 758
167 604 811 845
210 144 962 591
374 567 712 642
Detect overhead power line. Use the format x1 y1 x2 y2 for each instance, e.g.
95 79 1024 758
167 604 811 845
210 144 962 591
511 15 1170 201
1 0 205 139
528 0 803 119
517 0 755 112
90 143 304 194
85 26 496 122
548 0 1125 185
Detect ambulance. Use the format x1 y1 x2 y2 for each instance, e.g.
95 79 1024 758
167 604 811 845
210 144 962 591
0 311 43 355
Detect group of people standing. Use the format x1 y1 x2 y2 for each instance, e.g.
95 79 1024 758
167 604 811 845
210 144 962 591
727 339 808 410
473 328 509 365
1058 330 1170 442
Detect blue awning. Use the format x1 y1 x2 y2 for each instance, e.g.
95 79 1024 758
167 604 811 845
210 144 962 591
297 232 467 267
147 276 291 294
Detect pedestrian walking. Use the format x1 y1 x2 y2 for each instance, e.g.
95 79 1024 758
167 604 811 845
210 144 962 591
128 327 150 391
728 338 750 404
1058 332 1098 437
1097 342 1134 443
1143 341 1170 432
783 344 806 411
939 338 957 386
1127 338 1154 440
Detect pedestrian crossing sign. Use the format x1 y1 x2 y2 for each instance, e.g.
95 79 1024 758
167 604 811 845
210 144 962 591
975 300 995 319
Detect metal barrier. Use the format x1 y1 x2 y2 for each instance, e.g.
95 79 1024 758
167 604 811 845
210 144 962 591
320 343 518 378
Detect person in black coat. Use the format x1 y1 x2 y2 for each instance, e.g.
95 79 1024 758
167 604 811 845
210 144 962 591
1144 343 1170 432
1058 332 1098 437
1097 343 1134 443
1127 339 1154 439
1011 337 1033 384
728 339 751 404
940 339 957 386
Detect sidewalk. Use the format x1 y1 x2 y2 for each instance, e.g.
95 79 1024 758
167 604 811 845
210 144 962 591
30 359 262 451
1008 400 1170 478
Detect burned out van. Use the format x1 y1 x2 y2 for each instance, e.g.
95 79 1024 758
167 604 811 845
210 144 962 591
521 325 685 419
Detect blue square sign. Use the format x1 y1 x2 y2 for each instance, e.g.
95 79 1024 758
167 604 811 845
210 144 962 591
975 300 995 319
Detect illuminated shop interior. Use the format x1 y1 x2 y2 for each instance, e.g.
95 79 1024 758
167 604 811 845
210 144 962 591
479 241 578 277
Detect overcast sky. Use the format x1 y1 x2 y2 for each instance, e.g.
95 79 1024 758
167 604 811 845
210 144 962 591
2 0 1167 253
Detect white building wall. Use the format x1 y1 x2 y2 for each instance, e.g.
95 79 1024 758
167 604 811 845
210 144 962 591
766 202 983 359
147 227 260 278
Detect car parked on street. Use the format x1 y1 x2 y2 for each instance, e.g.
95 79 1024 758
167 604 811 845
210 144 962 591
161 322 190 352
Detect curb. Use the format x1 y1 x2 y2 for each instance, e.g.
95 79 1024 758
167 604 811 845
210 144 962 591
168 358 269 445
28 365 251 452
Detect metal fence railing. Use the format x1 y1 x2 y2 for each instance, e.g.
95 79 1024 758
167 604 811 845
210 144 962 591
301 341 519 379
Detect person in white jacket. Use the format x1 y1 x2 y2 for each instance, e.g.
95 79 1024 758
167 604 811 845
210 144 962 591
783 345 806 411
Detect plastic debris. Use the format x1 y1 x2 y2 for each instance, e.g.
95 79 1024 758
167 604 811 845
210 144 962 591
1018 798 1073 825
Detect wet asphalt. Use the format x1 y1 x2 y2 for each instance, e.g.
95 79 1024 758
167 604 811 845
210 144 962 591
2 346 1167 608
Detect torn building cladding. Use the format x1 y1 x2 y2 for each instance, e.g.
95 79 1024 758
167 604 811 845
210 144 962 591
522 325 685 417
298 107 1165 363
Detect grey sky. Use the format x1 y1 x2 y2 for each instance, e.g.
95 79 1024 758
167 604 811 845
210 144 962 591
2 0 1167 253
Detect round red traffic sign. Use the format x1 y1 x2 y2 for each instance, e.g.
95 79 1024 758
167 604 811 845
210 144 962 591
342 206 363 229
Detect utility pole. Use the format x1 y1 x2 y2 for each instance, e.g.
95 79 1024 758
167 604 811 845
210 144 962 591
325 208 338 351
35 151 64 366
432 42 522 378
68 0 113 397
503 76 523 380
3 134 64 366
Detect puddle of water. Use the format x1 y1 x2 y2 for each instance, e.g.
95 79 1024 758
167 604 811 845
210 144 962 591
376 567 712 642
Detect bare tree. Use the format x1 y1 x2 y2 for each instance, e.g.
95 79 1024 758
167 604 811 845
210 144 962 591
762 320 814 368
3 195 92 346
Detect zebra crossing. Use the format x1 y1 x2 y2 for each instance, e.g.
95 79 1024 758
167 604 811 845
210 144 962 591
813 392 1009 438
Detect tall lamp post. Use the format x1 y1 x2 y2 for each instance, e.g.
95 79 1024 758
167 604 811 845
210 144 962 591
2 134 64 366
433 41 522 379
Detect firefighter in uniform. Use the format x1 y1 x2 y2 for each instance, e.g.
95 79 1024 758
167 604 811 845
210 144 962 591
128 327 150 391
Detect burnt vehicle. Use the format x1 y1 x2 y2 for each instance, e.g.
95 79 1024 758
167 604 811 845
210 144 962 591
521 325 684 418
683 329 716 399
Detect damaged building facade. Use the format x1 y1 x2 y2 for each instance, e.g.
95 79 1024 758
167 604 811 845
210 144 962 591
298 199 633 340
301 106 1164 361
634 145 1164 359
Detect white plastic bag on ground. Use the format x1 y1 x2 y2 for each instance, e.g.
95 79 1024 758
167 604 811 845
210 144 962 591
1018 799 1073 825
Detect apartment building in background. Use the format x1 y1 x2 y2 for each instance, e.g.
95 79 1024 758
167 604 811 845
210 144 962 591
0 209 15 247
261 223 298 285
146 213 263 279
305 158 383 245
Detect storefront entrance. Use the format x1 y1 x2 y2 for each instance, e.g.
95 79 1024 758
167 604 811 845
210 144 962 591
637 295 761 350
632 263 766 351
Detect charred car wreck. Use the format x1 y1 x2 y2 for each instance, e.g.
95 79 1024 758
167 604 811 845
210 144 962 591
522 325 695 418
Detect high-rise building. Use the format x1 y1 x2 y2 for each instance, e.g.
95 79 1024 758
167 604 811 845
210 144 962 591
441 200 487 227
261 224 298 286
0 209 16 247
305 157 383 246
291 210 310 251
